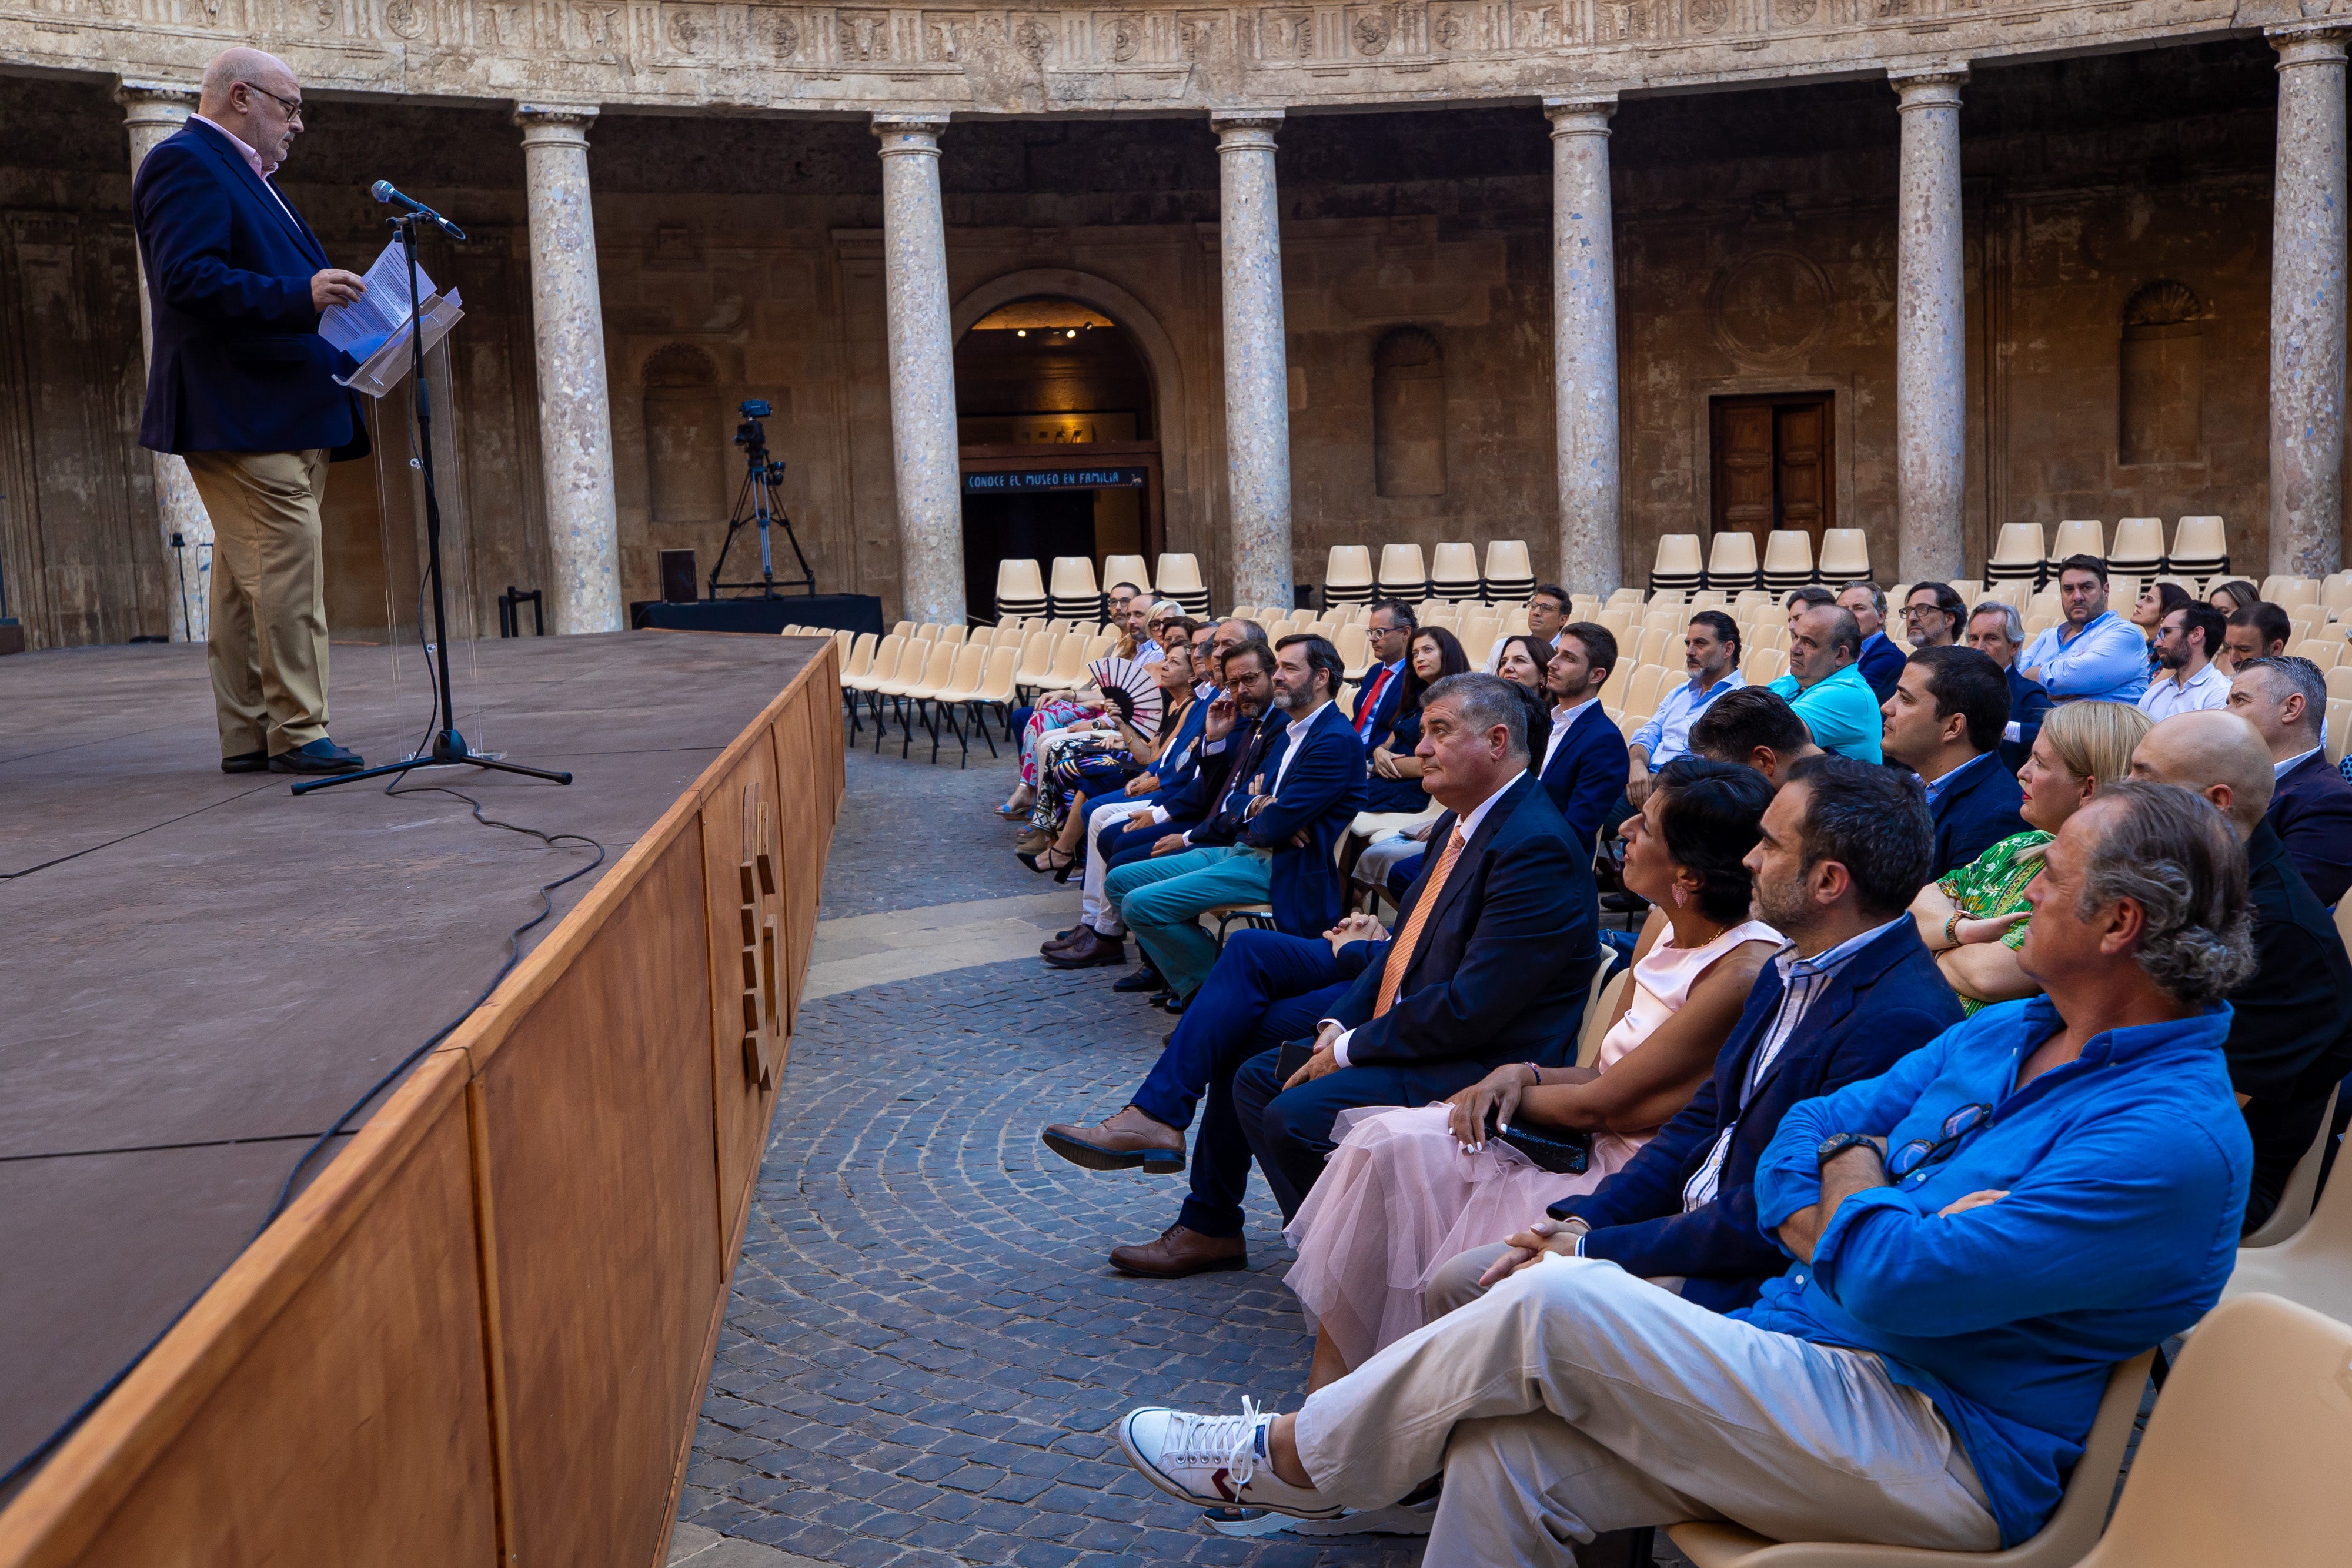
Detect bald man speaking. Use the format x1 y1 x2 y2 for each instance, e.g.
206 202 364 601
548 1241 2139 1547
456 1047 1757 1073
135 48 371 775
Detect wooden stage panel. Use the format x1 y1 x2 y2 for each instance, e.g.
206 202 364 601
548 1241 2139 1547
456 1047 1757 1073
699 736 788 1268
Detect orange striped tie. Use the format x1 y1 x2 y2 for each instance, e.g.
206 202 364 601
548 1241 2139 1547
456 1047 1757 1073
1374 823 1466 1018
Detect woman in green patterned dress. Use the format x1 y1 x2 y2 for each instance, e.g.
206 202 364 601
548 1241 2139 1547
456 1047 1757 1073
1909 699 2151 1012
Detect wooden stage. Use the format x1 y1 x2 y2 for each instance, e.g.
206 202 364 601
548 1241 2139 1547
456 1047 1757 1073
0 630 844 1565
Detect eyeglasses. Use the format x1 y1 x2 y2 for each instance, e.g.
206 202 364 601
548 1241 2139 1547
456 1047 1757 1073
1899 605 1949 623
246 84 305 122
1887 1102 1994 1179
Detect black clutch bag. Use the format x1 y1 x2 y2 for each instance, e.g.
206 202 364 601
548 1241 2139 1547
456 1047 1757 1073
1486 1106 1590 1175
1275 1037 1317 1082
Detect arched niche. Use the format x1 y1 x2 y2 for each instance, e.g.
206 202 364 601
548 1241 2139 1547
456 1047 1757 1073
642 342 727 524
1373 326 1446 498
2119 280 2204 467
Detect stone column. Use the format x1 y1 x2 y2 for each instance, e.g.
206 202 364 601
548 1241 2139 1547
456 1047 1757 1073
515 103 622 634
1546 98 1621 599
1892 66 1968 584
1211 111 1294 613
870 113 965 626
2268 25 2350 579
117 79 214 644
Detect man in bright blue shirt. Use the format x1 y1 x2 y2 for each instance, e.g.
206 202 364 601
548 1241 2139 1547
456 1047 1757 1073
1626 609 1745 805
1105 780 2254 1563
1769 604 1885 763
2019 556 2149 703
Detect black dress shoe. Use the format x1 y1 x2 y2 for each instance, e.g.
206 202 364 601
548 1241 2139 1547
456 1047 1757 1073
220 749 269 774
270 737 365 774
1158 991 1191 1015
1112 965 1165 993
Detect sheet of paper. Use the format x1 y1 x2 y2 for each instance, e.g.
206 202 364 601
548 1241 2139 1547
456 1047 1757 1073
317 242 437 361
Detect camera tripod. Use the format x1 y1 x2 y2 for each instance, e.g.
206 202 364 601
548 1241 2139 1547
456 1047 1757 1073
707 403 815 600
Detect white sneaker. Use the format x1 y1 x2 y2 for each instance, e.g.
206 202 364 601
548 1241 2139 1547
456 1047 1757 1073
1115 1398 1343 1519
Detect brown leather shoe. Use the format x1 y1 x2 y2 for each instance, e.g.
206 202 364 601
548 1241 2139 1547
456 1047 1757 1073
1042 1105 1185 1173
1043 927 1126 969
1110 1224 1247 1278
1040 925 1087 955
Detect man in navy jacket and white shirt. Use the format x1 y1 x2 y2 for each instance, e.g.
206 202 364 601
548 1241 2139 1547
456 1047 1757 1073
1538 622 1631 852
2229 656 2352 907
133 48 372 776
1879 647 2028 880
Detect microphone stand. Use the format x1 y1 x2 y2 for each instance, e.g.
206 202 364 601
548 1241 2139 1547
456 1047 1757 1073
297 212 572 797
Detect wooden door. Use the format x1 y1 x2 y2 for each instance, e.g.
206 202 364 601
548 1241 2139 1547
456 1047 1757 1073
1710 393 1835 544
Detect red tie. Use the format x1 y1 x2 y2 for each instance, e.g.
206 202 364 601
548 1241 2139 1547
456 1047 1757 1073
1357 666 1393 735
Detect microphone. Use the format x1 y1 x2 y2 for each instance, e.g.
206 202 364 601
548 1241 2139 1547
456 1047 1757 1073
369 180 466 241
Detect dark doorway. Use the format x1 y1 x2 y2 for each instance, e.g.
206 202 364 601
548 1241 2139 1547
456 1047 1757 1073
960 490 1099 622
1710 393 1834 546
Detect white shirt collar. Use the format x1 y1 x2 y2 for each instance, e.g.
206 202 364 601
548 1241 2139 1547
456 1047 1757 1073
192 113 275 176
1285 698 1334 741
2276 745 2324 779
1451 769 1528 845
2164 658 2226 691
1552 694 1601 726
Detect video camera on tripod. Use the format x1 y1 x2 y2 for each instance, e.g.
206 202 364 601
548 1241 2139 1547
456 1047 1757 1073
709 397 816 600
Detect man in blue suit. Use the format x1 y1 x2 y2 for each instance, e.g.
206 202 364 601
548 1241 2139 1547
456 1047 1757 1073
1042 673 1595 1276
1880 646 2028 879
1424 754 1961 1313
1098 636 1365 1006
133 48 372 775
1539 621 1632 852
1838 583 1909 703
1348 600 1418 756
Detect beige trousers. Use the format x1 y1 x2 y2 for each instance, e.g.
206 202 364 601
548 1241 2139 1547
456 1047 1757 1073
1294 1253 1998 1568
185 448 331 757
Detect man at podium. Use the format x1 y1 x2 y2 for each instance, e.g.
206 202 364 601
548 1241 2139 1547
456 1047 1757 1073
133 46 372 776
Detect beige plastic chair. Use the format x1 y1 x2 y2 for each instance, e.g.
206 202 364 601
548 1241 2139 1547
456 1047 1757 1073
1600 659 1634 710
2326 667 2352 701
1335 623 1374 680
1485 539 1535 584
1461 613 1501 657
917 643 991 764
1625 665 1669 720
2221 1091 2352 1322
1102 553 1152 596
880 640 954 757
1762 530 1815 585
2240 1086 2340 1248
1635 626 1675 669
1576 967 1632 1069
1707 531 1762 586
1743 647 1788 684
2109 517 2166 569
1085 633 1118 658
1013 630 1060 692
2047 519 2106 566
1325 545 1375 596
1049 556 1101 619
1668 1349 2157 1568
2169 515 2229 564
1598 606 1636 642
995 557 1048 618
936 623 968 647
1818 529 1872 582
1378 543 1429 597
1653 534 1704 583
2330 700 2352 765
2066 1295 2352 1567
1987 523 2046 577
1155 553 1210 612
841 631 877 681
2294 639 2343 670
1028 636 1091 694
891 620 915 639
1431 541 1481 596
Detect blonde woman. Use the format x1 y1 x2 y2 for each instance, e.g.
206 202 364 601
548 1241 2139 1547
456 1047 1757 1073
1909 699 2151 1010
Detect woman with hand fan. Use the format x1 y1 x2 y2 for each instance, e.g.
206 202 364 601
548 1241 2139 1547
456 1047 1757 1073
1019 638 1198 874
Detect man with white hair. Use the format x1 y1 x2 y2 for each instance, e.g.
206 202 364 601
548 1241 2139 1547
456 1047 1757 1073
135 48 373 775
1965 600 2053 771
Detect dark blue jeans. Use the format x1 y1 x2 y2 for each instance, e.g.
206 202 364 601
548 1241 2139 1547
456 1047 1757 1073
1127 929 1350 1239
1231 1048 1495 1223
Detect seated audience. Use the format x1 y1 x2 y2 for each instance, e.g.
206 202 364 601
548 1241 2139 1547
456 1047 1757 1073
1094 637 1364 1007
1020 626 1198 857
2130 709 2352 1231
1626 609 1745 805
1900 581 1966 650
1964 599 2054 771
1910 700 2148 1012
1879 646 2026 878
2209 577 2262 617
1347 600 1419 767
1768 604 1885 763
1836 581 1906 701
2228 656 2352 905
1783 584 1836 627
2127 579 2192 678
1283 760 1778 1386
1114 781 2253 1564
1688 686 1822 786
1536 621 1629 852
1483 585 1569 672
2222 600 2291 673
2137 601 2230 718
1361 624 1469 813
2021 556 2149 704
1041 674 1594 1276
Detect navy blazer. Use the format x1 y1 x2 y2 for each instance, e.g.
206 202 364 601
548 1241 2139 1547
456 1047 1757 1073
1927 752 2030 881
133 119 368 457
1140 691 1212 805
1539 702 1632 852
1553 920 1965 1312
2266 751 2352 908
1233 702 1367 936
1348 661 1411 754
1328 772 1598 1069
1856 631 1907 703
1158 707 1278 830
1997 666 2054 774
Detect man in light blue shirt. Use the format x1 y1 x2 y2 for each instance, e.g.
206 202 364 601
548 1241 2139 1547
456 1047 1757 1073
1627 608 1746 805
2020 556 2148 704
1769 604 1885 763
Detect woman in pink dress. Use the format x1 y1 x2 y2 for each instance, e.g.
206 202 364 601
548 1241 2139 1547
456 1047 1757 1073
1284 758 1782 1387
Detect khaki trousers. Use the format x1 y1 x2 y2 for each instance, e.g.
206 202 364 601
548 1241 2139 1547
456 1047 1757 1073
1294 1253 1998 1567
185 448 331 757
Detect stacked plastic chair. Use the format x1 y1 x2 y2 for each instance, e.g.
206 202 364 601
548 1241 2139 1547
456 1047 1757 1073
1987 522 2047 590
1048 556 1102 621
1101 554 1153 603
2109 517 2167 580
1323 545 1375 609
1377 543 1429 603
993 557 1048 623
1704 531 1762 594
1429 541 1482 602
1483 539 1535 606
1760 531 1816 594
2170 516 2229 583
2046 519 2106 575
1155 553 1211 617
1649 534 1704 599
1818 528 1872 589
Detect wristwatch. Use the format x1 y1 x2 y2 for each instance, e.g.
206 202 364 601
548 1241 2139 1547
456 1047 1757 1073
1815 1132 1879 1170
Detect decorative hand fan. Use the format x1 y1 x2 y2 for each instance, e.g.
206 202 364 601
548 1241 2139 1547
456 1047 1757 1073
1087 656 1164 739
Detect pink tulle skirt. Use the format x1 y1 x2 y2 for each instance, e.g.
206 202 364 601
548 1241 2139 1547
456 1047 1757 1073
1281 1104 1645 1369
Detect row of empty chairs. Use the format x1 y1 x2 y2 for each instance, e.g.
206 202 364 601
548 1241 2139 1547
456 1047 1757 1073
837 621 1121 765
1325 541 1535 606
1650 530 1874 596
1990 516 2230 585
994 554 1211 621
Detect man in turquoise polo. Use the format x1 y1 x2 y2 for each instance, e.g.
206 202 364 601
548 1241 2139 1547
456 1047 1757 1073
1769 604 1885 763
